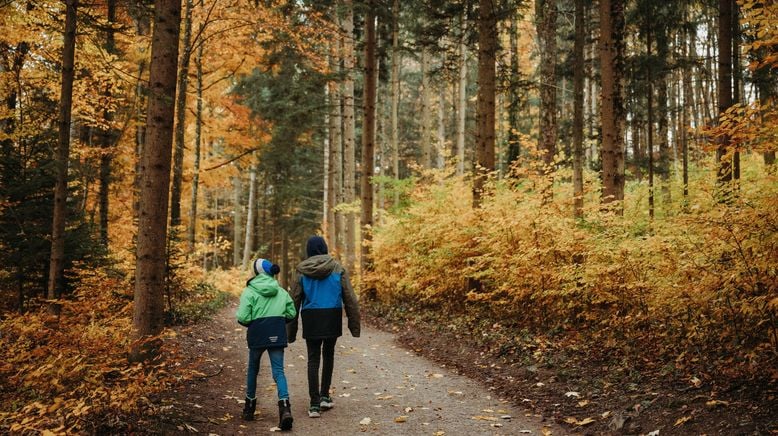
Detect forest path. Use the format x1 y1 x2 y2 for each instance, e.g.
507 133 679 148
161 300 560 435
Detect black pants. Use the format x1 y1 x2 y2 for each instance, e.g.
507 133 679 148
306 337 337 405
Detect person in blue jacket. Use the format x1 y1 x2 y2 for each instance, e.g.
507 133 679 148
287 236 361 418
236 258 296 429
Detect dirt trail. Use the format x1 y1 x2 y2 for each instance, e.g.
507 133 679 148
160 301 560 435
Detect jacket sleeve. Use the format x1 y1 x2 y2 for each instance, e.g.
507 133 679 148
282 288 297 320
286 275 303 341
340 269 361 338
236 289 253 326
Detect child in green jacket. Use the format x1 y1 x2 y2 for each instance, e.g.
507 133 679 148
236 258 296 430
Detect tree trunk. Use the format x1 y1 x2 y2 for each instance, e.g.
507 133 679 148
508 12 520 167
170 0 193 228
420 47 432 169
232 175 243 267
48 0 78 302
132 0 182 361
656 20 671 206
187 41 203 250
536 0 557 200
731 0 741 182
573 0 585 218
131 3 150 220
361 4 376 275
98 0 117 248
329 35 343 255
599 0 626 205
437 83 446 169
323 82 332 242
390 0 401 199
647 19 655 219
242 163 257 269
717 0 733 185
341 0 356 271
473 0 497 208
456 14 468 177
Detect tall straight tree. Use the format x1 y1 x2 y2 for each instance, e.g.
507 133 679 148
456 13 468 177
536 0 557 198
187 38 204 249
98 0 117 247
390 0 401 200
473 0 497 208
599 0 626 205
572 0 585 218
328 34 343 254
341 0 356 271
420 45 432 169
507 11 521 167
242 162 257 269
361 3 376 273
132 0 182 361
717 0 733 185
170 0 193 228
47 0 78 304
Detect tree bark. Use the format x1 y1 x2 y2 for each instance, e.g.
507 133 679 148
647 18 655 219
473 0 497 208
536 0 557 200
242 163 257 269
717 0 733 185
187 40 203 250
456 14 467 177
329 35 343 255
390 0 401 199
48 0 78 302
98 0 117 248
361 4 376 275
420 46 432 169
170 0 193 228
599 0 626 205
573 0 585 218
341 0 356 271
508 12 520 167
132 0 181 360
232 175 243 267
656 18 671 205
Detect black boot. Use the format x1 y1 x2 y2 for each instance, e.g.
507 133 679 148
278 399 293 430
242 397 256 421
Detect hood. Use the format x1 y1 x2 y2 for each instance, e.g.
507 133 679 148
247 273 279 297
297 254 340 279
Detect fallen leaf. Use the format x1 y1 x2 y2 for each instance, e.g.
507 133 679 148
535 382 545 387
432 373 444 378
394 416 408 423
501 415 512 420
433 432 445 436
339 393 351 398
184 423 198 432
542 428 553 436
690 377 702 388
404 407 413 413
674 415 692 427
705 400 729 408
359 417 372 425
647 431 660 436
565 391 580 398
491 423 504 428
601 411 612 418
482 409 494 413
376 395 394 400
471 415 498 421
270 426 281 432
578 417 595 426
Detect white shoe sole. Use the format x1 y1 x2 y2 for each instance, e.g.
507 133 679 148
308 411 321 418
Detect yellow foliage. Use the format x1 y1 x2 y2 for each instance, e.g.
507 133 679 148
366 157 778 374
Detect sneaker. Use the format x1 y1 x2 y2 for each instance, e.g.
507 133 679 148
307 405 321 418
320 396 334 410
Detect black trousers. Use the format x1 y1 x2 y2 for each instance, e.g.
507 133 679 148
306 337 337 405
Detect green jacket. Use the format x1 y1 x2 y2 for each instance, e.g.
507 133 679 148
236 273 296 348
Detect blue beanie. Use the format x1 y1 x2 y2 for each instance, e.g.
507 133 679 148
306 236 328 257
253 258 280 276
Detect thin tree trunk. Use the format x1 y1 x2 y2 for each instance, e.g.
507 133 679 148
657 19 671 206
170 0 193 228
324 82 334 244
437 83 446 169
48 0 78 303
131 4 150 220
390 0 401 199
420 47 432 169
647 19 655 220
233 175 243 267
242 163 257 269
132 0 182 361
536 0 557 201
573 0 585 218
508 12 520 167
473 0 497 208
361 4 376 275
599 0 626 205
329 36 343 254
732 0 741 182
98 0 117 248
187 41 203 250
456 15 467 177
341 0 356 271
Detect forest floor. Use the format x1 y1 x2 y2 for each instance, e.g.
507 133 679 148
155 300 559 435
363 308 778 435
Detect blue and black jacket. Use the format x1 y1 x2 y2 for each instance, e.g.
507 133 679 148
236 273 296 349
287 255 361 340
